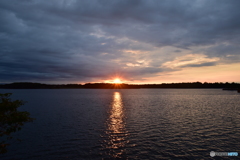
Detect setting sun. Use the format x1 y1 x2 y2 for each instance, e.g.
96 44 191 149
113 78 122 84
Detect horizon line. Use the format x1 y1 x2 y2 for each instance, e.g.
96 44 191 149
1 81 240 85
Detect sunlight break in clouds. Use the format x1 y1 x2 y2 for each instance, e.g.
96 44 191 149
162 54 220 69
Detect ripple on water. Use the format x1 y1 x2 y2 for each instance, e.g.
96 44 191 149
0 89 239 159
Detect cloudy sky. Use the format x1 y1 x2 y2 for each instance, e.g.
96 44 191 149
1 0 240 84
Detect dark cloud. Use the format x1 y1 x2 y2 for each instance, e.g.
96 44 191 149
0 0 240 83
181 62 218 68
203 44 240 57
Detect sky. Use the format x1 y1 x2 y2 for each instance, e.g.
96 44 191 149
1 0 240 84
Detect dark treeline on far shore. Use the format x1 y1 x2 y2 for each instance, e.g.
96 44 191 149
0 82 240 89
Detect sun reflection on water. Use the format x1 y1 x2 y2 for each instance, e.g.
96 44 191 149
105 92 128 158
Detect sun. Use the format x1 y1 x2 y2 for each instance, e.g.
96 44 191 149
113 78 122 84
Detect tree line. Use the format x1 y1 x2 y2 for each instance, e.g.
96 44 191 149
0 82 240 89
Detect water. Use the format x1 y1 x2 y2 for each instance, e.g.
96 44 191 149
0 89 239 159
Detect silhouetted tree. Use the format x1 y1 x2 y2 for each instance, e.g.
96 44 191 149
0 93 35 154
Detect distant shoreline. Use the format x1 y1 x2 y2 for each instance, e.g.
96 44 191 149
0 82 240 89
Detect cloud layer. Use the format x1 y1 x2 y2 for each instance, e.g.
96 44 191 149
1 0 240 83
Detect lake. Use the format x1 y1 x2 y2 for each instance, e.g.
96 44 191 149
0 89 240 159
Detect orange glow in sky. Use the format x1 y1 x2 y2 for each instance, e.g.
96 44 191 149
113 78 122 84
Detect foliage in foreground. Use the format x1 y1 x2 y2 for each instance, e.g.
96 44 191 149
0 93 34 154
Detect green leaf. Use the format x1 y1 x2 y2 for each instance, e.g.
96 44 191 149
0 93 34 154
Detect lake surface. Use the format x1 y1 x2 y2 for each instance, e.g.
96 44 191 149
0 89 240 159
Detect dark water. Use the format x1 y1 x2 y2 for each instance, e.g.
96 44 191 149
0 89 239 159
